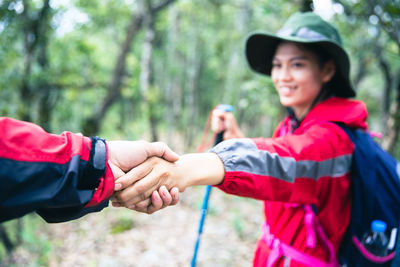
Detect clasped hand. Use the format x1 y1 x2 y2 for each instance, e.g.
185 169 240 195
110 152 226 212
107 140 181 214
111 156 187 213
107 109 236 215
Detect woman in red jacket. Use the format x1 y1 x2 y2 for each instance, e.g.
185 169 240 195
113 12 367 267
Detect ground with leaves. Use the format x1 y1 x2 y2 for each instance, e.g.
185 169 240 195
1 187 263 267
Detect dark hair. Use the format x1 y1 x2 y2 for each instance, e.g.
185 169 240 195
301 43 349 98
302 43 332 67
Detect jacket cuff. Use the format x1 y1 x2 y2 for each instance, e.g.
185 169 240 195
209 138 256 173
84 162 115 207
84 142 115 208
79 136 107 189
83 137 115 208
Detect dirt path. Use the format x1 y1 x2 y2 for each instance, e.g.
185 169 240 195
5 187 263 266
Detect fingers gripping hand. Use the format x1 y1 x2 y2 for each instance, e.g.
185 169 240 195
211 110 244 139
107 140 179 191
113 157 180 207
123 187 180 214
112 187 179 214
146 142 180 163
107 140 179 174
211 109 226 134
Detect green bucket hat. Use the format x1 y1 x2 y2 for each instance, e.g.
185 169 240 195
245 12 355 98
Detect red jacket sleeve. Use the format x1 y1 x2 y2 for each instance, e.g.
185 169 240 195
211 122 354 205
0 117 114 223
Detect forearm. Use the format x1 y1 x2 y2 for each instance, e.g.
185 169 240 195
112 152 225 207
210 130 353 203
0 117 112 222
177 153 225 189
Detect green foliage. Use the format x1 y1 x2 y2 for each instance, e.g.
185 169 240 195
0 215 53 266
231 209 245 239
1 0 399 262
110 217 136 234
3 0 394 140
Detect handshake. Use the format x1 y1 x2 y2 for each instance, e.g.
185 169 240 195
0 117 224 223
106 140 225 214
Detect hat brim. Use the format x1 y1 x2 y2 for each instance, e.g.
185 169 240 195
245 32 355 98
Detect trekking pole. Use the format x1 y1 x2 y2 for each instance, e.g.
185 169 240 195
191 104 234 267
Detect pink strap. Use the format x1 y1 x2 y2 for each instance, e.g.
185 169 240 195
266 239 283 267
279 124 289 136
262 224 338 267
272 239 335 267
262 205 340 267
352 236 395 264
368 131 383 139
283 204 316 248
304 205 316 248
314 217 338 265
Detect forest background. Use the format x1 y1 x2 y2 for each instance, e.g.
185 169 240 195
0 0 399 266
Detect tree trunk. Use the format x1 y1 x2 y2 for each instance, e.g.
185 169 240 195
0 224 14 253
18 0 52 125
353 56 367 89
382 78 400 155
36 0 54 132
82 12 143 136
377 53 392 121
223 0 252 127
18 1 35 122
299 0 313 12
183 25 203 149
82 0 176 136
164 6 180 145
139 2 159 142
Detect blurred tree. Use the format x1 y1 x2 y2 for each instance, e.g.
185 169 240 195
2 0 400 264
0 224 13 253
333 0 400 154
0 0 55 130
0 0 54 255
82 0 176 136
299 0 313 12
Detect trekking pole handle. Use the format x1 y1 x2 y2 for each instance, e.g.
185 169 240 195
214 104 234 145
214 132 224 145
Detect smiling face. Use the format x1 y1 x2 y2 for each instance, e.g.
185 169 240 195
271 42 336 119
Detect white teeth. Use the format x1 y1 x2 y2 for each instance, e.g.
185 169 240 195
281 87 292 93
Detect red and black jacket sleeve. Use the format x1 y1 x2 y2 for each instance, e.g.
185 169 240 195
0 117 115 223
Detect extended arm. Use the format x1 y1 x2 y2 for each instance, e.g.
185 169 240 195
112 153 225 208
0 117 179 222
112 123 354 208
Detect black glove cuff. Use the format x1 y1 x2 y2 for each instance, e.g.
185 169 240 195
80 136 107 189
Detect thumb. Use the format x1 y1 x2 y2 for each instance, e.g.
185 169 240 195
109 161 125 179
147 142 180 162
109 162 125 191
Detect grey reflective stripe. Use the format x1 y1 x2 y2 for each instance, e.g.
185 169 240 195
277 27 294 36
212 138 352 183
296 27 329 41
277 27 329 42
